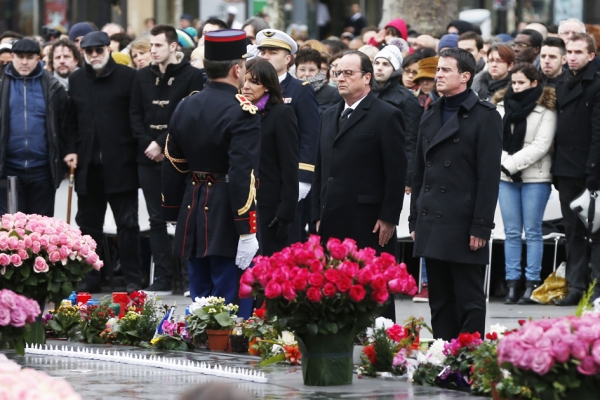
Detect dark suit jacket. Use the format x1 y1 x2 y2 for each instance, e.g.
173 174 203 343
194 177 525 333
312 92 406 254
409 90 502 265
257 102 299 255
552 63 600 179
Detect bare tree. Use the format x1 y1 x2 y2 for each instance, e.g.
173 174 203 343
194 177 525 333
380 0 459 37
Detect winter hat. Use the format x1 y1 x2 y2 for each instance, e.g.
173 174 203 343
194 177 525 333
111 52 131 66
446 20 474 35
374 44 403 70
183 27 198 40
438 34 459 52
11 39 40 54
496 34 513 43
413 56 439 83
69 22 94 41
176 29 195 48
384 19 408 40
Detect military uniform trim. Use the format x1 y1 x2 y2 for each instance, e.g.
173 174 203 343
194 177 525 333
302 81 310 86
152 100 170 107
249 211 257 233
237 169 256 215
235 94 258 114
164 134 190 173
299 162 315 172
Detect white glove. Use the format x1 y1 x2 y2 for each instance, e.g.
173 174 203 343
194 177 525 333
298 182 311 201
246 44 260 60
235 233 259 270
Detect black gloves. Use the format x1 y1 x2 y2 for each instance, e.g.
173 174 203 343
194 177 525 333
268 217 292 242
501 165 522 183
586 175 600 192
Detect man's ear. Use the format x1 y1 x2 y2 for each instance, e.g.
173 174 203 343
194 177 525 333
170 41 178 52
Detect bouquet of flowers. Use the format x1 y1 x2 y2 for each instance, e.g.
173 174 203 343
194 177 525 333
242 304 279 356
0 289 41 355
0 213 103 305
239 235 418 337
147 319 191 351
498 312 600 399
186 296 239 344
43 304 84 341
256 330 302 366
111 295 164 345
80 300 116 344
0 353 81 399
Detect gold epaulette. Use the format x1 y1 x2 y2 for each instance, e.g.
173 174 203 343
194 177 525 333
302 81 310 86
235 94 258 114
164 134 189 174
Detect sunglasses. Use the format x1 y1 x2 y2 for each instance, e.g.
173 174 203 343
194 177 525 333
84 47 105 55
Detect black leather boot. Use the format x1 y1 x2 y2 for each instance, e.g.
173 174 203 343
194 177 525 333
518 280 542 305
505 280 520 304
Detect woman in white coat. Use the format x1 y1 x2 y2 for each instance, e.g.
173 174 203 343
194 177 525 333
492 63 557 305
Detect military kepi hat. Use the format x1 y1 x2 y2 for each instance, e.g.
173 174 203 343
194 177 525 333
256 29 298 54
11 39 40 54
80 31 110 49
204 29 248 61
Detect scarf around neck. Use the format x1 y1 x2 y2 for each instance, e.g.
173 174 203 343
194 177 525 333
566 61 591 90
502 84 543 155
255 93 270 112
303 72 326 92
484 72 511 99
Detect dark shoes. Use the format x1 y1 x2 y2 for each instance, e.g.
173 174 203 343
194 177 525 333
518 280 541 305
126 283 142 295
143 279 172 295
554 290 583 306
78 281 102 294
505 280 520 304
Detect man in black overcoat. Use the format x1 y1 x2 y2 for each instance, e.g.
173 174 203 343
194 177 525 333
63 32 142 294
552 33 600 305
410 48 502 341
313 50 406 259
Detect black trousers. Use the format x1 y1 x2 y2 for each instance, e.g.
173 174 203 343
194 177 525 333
555 176 600 293
425 258 486 341
139 162 172 282
76 164 142 286
0 165 55 217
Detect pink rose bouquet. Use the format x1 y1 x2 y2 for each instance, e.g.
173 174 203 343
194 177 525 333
0 289 42 355
0 212 103 306
498 313 600 399
239 235 417 337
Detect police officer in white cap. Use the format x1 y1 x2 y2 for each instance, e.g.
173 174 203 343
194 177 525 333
257 29 320 244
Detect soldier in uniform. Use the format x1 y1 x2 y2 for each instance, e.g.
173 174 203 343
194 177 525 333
256 29 320 244
162 30 260 309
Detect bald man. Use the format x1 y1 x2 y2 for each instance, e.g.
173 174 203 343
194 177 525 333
526 23 548 39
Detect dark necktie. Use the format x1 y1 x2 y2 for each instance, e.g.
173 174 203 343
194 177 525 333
339 107 354 131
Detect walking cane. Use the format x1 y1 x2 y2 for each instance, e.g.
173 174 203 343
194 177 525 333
66 165 75 224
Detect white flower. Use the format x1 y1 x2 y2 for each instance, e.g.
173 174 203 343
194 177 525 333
424 339 448 365
208 308 217 314
489 323 508 339
279 331 296 345
594 297 600 313
366 317 395 339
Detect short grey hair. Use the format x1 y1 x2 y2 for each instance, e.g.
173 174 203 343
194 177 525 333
242 17 269 34
558 19 586 34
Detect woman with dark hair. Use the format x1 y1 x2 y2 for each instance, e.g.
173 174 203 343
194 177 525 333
492 63 556 305
242 58 299 255
472 44 515 100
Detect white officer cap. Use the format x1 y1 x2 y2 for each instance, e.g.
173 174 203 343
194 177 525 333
256 29 298 55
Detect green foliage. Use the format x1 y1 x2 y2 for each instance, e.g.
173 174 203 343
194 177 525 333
185 298 238 344
0 325 30 356
113 300 164 345
359 327 396 376
470 341 503 396
81 297 116 344
412 362 444 386
44 305 84 341
576 280 597 317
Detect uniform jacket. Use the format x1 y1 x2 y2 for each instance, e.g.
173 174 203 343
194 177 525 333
552 63 600 179
493 87 556 183
315 84 341 115
312 92 407 254
65 58 138 195
257 101 299 255
162 82 260 259
410 89 502 265
130 60 205 164
373 72 423 187
280 73 320 184
0 62 68 188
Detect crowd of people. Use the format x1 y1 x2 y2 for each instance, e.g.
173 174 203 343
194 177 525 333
0 4 599 340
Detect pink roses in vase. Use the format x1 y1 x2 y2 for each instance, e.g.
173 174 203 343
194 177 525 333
498 313 600 399
239 235 418 337
0 289 42 354
0 213 103 306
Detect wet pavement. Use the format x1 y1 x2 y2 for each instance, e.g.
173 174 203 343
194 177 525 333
3 296 577 399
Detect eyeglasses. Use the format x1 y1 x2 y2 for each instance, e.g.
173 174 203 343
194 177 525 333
84 47 105 55
511 42 532 49
332 69 366 78
488 58 507 64
403 69 419 76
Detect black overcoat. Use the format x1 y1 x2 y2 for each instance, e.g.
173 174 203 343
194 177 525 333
312 92 406 254
162 82 261 259
65 58 138 195
409 90 502 265
552 64 600 179
256 102 299 255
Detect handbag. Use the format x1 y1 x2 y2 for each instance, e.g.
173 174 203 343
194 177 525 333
569 189 600 233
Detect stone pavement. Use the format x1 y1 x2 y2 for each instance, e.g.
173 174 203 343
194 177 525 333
3 295 578 400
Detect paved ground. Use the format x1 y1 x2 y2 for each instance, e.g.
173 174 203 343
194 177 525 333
3 294 577 400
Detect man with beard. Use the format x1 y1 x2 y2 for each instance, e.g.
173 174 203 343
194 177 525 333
540 37 566 87
372 43 422 194
64 31 142 294
49 39 82 91
0 38 68 216
130 24 204 294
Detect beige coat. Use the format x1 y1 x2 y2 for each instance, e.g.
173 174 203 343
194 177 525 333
493 87 557 183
